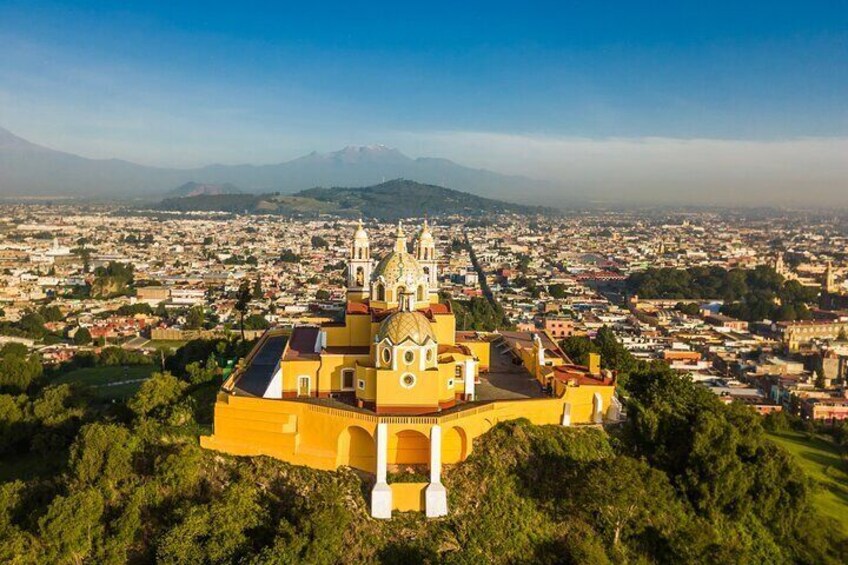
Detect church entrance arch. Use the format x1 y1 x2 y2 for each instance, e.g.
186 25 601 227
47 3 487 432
336 426 376 473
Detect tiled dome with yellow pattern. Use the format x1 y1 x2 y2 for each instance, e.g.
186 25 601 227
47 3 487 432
372 251 425 288
377 311 437 345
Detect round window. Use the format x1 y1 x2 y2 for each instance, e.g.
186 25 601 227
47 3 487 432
381 348 392 365
404 350 415 364
400 373 416 389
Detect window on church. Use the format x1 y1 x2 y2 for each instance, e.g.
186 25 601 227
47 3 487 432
375 283 385 301
400 373 416 389
381 348 392 366
358 379 366 390
404 350 415 364
341 369 355 390
455 365 463 378
447 378 455 389
426 348 434 363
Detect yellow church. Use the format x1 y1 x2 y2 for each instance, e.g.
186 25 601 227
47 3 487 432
201 221 618 518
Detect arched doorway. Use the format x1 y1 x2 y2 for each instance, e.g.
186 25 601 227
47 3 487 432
389 430 429 465
336 426 376 472
441 426 468 464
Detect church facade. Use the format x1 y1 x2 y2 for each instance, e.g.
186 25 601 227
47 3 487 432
201 221 617 518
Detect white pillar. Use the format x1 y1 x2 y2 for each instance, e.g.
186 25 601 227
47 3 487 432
370 423 392 519
463 359 476 400
425 424 448 518
592 393 604 424
561 402 572 427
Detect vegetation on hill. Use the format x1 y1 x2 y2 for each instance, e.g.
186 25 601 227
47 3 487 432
1 335 845 563
296 179 554 220
157 179 554 220
91 262 135 298
626 265 818 321
168 182 242 198
446 296 511 332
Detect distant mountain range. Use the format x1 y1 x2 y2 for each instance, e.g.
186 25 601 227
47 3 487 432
157 179 556 220
0 127 553 203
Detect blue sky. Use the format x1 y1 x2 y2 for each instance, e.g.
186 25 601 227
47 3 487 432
1 1 847 204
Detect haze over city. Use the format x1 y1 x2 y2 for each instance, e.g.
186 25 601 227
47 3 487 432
1 1 846 206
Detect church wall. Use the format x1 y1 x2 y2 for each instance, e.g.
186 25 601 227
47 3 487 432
316 354 370 394
375 367 443 412
457 340 490 370
431 314 456 346
347 313 372 347
280 358 321 396
201 386 614 475
355 366 377 402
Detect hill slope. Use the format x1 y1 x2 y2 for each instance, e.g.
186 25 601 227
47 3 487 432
157 179 555 219
167 182 242 198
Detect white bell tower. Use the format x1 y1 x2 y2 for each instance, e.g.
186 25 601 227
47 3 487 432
347 220 372 302
415 219 439 301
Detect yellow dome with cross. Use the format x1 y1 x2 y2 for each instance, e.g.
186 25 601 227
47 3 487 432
377 311 437 345
372 251 425 288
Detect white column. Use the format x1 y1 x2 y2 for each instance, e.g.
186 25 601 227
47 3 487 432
463 359 476 401
425 424 448 518
370 422 392 519
561 402 572 427
592 393 604 424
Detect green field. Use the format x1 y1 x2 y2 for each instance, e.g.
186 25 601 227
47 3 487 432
53 365 158 400
766 430 848 533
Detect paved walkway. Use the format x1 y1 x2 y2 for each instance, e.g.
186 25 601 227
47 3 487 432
476 346 546 401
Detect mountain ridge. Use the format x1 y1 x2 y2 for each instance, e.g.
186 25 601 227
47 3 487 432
0 127 554 203
156 178 556 220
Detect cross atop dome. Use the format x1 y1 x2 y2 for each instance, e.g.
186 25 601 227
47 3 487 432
394 220 407 253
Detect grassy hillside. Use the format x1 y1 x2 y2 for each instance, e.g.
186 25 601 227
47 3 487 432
156 179 554 219
766 430 848 533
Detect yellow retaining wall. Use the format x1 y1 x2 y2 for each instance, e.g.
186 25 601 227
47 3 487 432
200 382 615 473
391 483 428 512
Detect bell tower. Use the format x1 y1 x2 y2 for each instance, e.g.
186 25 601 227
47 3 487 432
824 260 836 294
347 220 372 302
415 219 439 302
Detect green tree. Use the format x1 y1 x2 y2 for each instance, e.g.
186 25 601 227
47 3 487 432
252 276 263 300
68 423 136 489
560 336 599 366
127 372 187 419
183 306 205 330
73 326 92 345
38 488 105 564
234 280 252 341
0 346 43 392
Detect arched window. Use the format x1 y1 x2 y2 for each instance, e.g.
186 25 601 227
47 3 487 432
375 283 385 301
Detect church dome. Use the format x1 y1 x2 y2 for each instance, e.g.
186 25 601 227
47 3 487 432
372 251 425 288
377 311 437 345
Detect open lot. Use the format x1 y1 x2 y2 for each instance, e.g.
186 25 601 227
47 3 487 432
53 365 159 400
767 430 848 533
